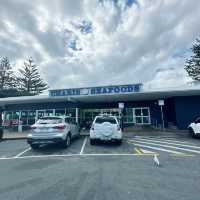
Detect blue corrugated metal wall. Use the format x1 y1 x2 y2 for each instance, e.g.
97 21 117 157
175 96 200 129
4 95 200 130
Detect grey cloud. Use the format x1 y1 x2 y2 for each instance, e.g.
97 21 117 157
0 0 200 90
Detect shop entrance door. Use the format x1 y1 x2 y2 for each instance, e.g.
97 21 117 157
80 108 120 129
133 107 150 124
36 109 54 120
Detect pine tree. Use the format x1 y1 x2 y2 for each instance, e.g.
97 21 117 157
18 57 48 95
185 38 200 81
0 57 16 90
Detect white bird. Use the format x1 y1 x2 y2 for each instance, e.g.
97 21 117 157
153 154 160 166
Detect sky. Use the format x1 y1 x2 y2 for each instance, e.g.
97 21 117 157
0 0 200 91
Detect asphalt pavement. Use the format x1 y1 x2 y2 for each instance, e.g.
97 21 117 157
0 132 200 200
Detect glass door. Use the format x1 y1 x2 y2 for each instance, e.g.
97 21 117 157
133 107 150 124
36 109 54 120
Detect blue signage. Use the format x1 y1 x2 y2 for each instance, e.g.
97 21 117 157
49 84 142 97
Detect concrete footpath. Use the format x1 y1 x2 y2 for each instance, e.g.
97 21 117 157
2 131 28 140
0 128 189 141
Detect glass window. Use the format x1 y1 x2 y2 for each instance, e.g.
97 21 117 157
37 117 62 124
55 109 65 116
28 111 36 117
95 117 117 124
13 111 20 119
84 112 92 120
66 108 76 118
46 110 54 116
65 117 71 123
124 108 133 123
21 111 28 125
5 112 12 120
28 111 36 125
135 109 142 116
93 111 100 118
136 117 142 124
143 117 150 124
195 117 200 123
142 109 148 116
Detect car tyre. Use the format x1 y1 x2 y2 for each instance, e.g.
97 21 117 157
30 144 39 149
90 139 95 145
62 134 71 148
189 128 196 138
116 139 122 145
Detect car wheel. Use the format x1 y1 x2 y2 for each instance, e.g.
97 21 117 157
116 139 122 145
64 134 71 148
30 144 39 149
189 128 196 138
90 139 95 145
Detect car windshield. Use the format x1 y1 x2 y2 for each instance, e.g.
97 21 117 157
95 117 117 124
37 117 62 124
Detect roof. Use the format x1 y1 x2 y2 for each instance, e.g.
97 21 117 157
0 88 200 106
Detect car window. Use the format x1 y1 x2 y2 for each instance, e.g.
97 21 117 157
195 118 200 123
37 117 62 124
65 118 71 123
95 117 117 124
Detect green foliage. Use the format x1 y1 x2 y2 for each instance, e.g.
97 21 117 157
185 38 200 81
0 57 16 90
0 57 48 98
18 57 48 95
0 89 33 98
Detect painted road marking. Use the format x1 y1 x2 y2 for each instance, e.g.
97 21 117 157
139 148 155 154
14 147 31 158
129 139 200 154
0 153 159 160
128 141 185 154
131 138 200 149
134 136 196 145
80 137 87 155
171 153 194 157
134 147 142 154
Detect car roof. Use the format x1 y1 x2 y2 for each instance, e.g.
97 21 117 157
39 116 64 119
96 114 117 118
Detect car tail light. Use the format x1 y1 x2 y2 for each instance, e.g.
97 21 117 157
31 125 37 129
53 125 66 130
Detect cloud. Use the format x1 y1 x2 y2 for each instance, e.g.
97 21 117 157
0 0 200 91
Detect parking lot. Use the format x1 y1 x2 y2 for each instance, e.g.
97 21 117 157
0 132 200 200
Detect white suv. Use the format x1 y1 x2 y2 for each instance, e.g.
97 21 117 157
188 117 200 138
90 114 122 145
27 116 80 149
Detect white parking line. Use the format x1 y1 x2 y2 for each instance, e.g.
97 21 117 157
0 153 156 160
131 138 200 149
80 137 87 155
129 142 183 154
14 147 31 158
130 139 200 154
134 137 196 145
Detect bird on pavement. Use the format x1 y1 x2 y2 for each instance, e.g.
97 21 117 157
153 154 160 166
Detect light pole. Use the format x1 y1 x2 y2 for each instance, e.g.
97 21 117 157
118 102 124 131
158 100 165 130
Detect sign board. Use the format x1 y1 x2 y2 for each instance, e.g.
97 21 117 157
158 99 164 106
118 102 124 109
49 84 142 97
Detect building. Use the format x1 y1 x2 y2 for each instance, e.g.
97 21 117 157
0 83 200 131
